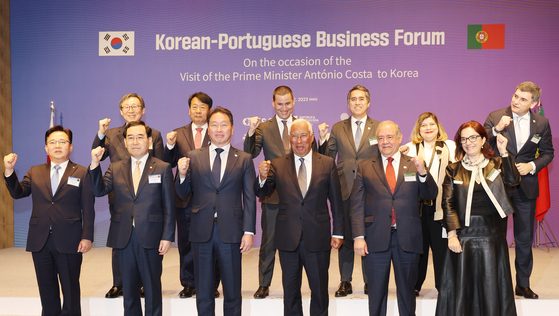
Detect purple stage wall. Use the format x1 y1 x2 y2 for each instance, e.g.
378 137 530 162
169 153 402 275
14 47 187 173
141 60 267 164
9 0 559 247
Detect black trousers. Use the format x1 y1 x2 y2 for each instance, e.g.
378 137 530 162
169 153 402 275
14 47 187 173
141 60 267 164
415 203 447 292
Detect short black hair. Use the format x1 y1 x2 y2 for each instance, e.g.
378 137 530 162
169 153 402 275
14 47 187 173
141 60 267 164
45 125 72 144
208 107 234 125
123 121 152 138
188 92 213 109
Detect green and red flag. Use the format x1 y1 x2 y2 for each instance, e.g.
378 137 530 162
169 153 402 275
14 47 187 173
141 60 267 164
467 24 505 49
535 102 551 222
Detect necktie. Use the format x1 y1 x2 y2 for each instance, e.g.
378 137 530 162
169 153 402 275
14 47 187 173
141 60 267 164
282 120 290 153
298 158 307 198
355 121 362 151
51 165 61 196
212 148 224 187
195 127 203 149
133 160 141 194
386 157 397 226
515 116 524 150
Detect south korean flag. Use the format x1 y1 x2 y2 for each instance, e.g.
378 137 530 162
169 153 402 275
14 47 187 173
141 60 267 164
99 32 135 56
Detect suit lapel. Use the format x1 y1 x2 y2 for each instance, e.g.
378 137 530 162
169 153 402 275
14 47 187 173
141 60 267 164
502 107 519 155
219 147 239 187
269 116 287 156
182 124 195 150
360 117 376 151
394 156 410 194
54 161 77 196
43 163 54 196
306 152 321 197
518 111 537 155
135 156 156 196
372 157 392 195
342 119 356 154
285 154 303 198
122 159 135 197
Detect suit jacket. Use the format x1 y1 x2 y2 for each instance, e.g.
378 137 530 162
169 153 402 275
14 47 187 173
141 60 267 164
319 116 380 200
244 116 317 204
442 156 521 231
484 106 554 199
163 123 211 208
350 155 438 254
4 161 95 253
175 146 256 243
254 152 344 252
89 156 175 249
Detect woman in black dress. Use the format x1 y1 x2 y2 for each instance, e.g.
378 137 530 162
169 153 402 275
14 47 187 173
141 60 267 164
435 121 520 316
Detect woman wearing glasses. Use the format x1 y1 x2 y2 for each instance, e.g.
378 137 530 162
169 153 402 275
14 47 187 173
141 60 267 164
435 121 519 316
401 112 455 296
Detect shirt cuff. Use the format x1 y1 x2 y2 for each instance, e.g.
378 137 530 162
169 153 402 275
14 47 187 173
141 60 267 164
167 143 175 150
319 133 330 145
98 132 106 140
332 235 344 239
530 162 537 175
244 231 254 235
418 174 427 182
259 176 266 187
354 236 364 239
179 177 185 184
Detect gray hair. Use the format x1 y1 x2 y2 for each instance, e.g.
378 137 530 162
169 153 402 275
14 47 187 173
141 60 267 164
291 118 313 136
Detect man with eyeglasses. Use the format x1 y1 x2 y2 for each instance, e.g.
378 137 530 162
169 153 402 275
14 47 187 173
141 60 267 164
90 121 175 316
163 92 221 299
484 81 554 299
318 85 379 296
350 121 437 316
92 93 164 298
4 125 95 315
244 86 317 299
256 118 343 316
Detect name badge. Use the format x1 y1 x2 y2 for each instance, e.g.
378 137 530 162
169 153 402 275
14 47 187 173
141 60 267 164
369 137 378 146
149 174 161 184
531 134 541 144
404 173 416 182
453 180 463 185
487 168 501 182
67 176 80 187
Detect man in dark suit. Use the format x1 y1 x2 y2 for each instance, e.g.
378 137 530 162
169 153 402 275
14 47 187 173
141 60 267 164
350 121 437 316
92 93 164 298
255 118 344 316
318 85 379 296
90 121 175 316
244 85 317 299
176 107 256 316
163 92 221 299
4 125 95 316
484 81 554 299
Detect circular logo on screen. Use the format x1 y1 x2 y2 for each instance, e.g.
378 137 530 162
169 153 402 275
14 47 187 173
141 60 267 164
476 31 488 44
111 37 123 50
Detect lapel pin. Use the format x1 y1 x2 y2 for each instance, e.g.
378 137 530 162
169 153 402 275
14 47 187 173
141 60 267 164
533 120 536 123
403 166 407 169
235 154 238 157
150 166 153 169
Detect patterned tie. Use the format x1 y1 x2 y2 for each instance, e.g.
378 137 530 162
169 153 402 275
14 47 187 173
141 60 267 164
51 165 61 196
515 116 524 150
212 148 224 187
355 121 362 151
195 127 203 149
282 120 290 153
298 158 307 198
386 157 397 226
133 160 141 194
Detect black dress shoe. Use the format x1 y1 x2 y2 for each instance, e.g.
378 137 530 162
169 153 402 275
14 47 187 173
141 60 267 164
140 286 145 298
105 286 123 298
215 289 220 298
335 282 353 297
179 285 196 298
515 286 539 299
364 283 368 295
253 286 269 299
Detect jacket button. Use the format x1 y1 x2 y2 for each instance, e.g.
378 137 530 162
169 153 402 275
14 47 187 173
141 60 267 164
216 190 219 194
134 201 138 204
392 197 395 200
301 202 304 205
51 202 54 205
48 216 51 220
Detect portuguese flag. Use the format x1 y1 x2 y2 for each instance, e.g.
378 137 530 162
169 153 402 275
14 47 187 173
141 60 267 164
467 24 505 49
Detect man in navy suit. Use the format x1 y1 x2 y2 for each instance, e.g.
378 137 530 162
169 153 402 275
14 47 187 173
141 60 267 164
255 118 344 316
176 107 256 316
92 93 164 298
4 125 95 316
484 81 554 299
163 92 221 298
350 121 437 316
90 121 175 316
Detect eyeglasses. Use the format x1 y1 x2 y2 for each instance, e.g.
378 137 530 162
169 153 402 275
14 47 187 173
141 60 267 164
47 140 70 146
121 104 142 112
290 133 309 140
460 135 482 144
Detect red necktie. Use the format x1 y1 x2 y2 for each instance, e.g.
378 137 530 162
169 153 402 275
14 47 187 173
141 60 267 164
195 127 203 149
386 157 396 226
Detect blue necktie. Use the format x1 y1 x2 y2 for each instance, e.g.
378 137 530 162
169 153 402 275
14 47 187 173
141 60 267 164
212 148 224 187
51 165 61 196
